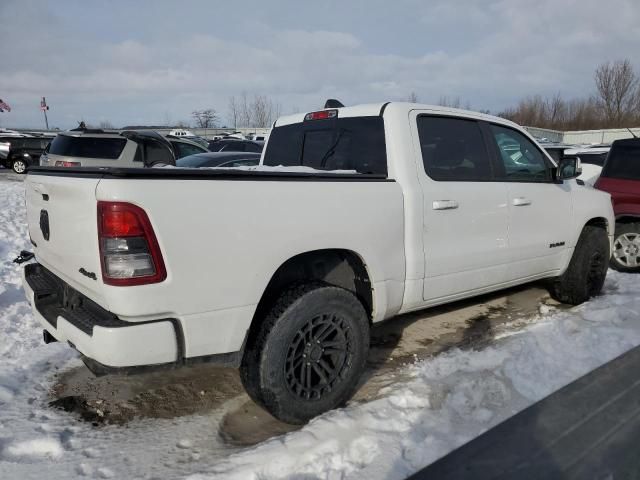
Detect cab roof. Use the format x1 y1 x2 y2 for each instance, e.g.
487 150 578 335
274 102 518 129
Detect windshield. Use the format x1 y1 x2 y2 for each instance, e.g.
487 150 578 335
263 116 387 174
601 143 640 180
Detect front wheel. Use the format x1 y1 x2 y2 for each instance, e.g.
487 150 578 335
610 223 640 273
549 226 609 305
240 283 369 424
12 159 27 174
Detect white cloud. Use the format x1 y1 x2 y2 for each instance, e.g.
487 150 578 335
0 0 639 128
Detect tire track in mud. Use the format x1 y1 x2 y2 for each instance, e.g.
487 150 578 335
48 283 561 445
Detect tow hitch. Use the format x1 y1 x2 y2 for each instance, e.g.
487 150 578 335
13 250 35 264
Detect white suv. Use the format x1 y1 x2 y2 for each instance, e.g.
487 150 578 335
40 130 207 168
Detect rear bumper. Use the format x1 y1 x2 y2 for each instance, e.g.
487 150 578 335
22 263 179 369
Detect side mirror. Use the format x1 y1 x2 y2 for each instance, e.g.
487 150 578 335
557 156 582 181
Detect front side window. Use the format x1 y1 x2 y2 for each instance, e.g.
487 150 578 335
490 124 550 182
173 142 204 159
417 116 492 181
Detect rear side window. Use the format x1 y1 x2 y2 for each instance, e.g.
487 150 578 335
602 143 640 180
24 138 44 149
263 116 387 174
48 136 126 159
172 141 205 159
417 116 492 181
1 138 23 148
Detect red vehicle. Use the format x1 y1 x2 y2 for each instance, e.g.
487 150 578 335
595 138 640 272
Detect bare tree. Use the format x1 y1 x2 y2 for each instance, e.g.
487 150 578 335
99 120 114 129
228 96 239 129
594 59 639 127
499 94 605 131
407 92 419 103
191 109 219 128
252 95 271 128
440 96 471 110
238 92 253 129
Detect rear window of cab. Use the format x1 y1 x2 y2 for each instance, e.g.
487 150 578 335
601 142 640 180
263 116 387 175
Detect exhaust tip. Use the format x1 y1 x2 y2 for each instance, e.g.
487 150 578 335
43 330 58 344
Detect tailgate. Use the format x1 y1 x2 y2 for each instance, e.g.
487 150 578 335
25 174 107 306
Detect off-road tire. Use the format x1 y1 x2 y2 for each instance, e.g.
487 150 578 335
610 222 640 273
240 282 369 424
549 226 609 305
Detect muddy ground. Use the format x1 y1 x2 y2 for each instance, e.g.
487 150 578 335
49 282 563 445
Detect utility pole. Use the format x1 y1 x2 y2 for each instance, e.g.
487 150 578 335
40 97 50 130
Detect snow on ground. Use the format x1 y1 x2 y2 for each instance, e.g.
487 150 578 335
1 177 639 479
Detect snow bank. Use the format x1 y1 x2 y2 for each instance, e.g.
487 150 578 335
168 164 359 174
192 273 640 480
1 438 64 462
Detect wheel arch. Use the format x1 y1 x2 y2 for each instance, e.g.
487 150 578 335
584 216 609 233
241 248 374 355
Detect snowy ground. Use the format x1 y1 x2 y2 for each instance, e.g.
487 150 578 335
1 176 639 479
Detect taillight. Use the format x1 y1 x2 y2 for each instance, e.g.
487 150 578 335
55 161 81 167
304 109 338 121
97 201 166 286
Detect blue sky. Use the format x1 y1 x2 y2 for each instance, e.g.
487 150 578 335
1 0 639 129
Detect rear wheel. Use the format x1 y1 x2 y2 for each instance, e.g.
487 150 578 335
610 223 640 273
11 159 27 174
240 283 369 424
549 226 609 305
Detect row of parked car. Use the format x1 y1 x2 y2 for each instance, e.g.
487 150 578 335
0 128 265 174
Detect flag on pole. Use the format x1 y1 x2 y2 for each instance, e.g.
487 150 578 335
0 99 11 112
40 97 49 111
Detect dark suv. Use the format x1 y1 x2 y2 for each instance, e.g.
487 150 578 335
594 138 640 272
0 136 51 174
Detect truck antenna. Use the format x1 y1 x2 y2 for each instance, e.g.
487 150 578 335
627 127 638 138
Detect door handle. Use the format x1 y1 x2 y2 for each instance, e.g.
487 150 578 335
512 197 532 206
432 200 459 210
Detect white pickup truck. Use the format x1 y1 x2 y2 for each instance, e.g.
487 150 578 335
21 102 614 424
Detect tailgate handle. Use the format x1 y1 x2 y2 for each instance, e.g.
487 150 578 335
432 200 459 210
